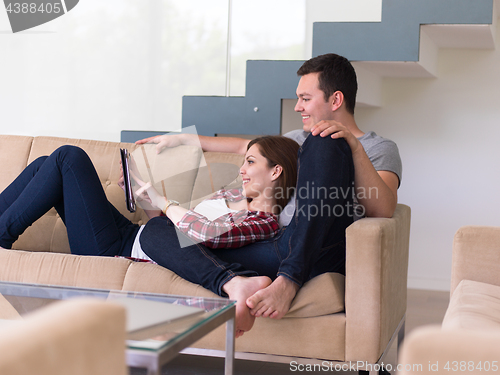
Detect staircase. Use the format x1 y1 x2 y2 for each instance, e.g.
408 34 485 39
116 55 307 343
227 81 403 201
181 0 498 137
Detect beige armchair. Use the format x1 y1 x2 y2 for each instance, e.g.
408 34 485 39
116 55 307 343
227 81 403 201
0 298 127 375
399 226 500 375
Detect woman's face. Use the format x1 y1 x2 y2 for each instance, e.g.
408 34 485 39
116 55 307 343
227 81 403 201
240 144 278 199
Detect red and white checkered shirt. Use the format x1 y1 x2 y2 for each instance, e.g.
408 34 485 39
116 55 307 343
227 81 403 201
176 189 280 249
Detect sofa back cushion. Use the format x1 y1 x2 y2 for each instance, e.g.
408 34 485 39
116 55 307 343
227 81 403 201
9 136 210 253
12 136 148 252
4 135 244 254
189 152 244 208
128 143 204 208
0 136 33 193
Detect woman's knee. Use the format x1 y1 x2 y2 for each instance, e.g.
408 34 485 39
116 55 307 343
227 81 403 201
31 155 49 169
54 145 87 159
51 145 92 167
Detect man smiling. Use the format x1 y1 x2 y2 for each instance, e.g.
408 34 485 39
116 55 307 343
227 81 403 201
246 53 401 320
137 53 402 336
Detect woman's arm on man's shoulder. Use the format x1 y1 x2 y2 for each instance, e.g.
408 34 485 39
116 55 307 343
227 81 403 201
136 134 250 155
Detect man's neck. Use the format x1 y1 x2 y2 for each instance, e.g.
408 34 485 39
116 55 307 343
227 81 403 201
335 112 365 138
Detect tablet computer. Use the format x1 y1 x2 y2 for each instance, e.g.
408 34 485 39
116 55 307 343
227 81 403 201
120 148 136 213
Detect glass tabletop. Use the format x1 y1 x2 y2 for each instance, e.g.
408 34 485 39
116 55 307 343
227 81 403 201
0 281 235 352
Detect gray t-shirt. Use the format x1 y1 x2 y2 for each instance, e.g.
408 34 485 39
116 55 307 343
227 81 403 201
280 130 402 226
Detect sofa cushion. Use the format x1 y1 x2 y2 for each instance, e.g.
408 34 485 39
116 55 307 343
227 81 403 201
12 137 206 253
195 311 347 361
0 248 345 318
124 267 347 319
287 272 345 317
0 135 33 192
0 249 132 291
27 136 151 221
13 136 150 252
189 152 244 208
121 261 219 298
130 144 204 208
443 279 500 331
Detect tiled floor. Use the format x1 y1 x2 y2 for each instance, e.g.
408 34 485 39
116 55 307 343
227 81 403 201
129 288 450 375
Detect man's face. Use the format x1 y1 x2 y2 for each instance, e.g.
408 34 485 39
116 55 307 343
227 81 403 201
294 72 335 132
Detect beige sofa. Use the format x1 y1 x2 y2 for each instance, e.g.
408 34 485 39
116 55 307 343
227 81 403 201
0 135 411 372
0 298 127 375
399 226 500 374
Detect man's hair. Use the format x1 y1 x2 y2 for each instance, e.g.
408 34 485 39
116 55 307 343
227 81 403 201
297 53 358 114
247 136 299 213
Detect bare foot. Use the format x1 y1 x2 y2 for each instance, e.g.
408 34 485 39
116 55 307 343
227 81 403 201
246 276 299 319
222 276 272 338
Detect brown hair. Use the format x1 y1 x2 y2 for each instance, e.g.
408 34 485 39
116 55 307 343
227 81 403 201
247 135 299 213
297 53 358 115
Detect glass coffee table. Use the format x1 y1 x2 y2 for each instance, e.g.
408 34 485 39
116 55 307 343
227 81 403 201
0 281 236 375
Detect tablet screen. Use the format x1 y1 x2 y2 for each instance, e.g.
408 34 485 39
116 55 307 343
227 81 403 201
120 148 136 213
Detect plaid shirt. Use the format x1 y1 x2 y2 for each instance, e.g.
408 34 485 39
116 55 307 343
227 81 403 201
176 189 279 249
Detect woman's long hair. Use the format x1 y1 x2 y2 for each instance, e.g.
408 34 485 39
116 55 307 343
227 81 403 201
247 136 299 213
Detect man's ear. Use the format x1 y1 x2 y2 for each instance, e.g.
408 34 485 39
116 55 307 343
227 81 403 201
330 91 344 112
271 165 283 181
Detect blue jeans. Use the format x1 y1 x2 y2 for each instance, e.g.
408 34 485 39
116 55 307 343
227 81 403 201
140 134 355 295
0 146 139 256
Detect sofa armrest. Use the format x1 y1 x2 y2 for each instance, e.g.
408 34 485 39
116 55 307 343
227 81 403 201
399 326 500 375
0 298 127 375
345 204 411 363
451 226 500 296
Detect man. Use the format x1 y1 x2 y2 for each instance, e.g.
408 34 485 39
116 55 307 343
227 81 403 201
136 53 402 336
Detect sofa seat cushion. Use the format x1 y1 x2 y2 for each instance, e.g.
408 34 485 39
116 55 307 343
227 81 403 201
286 272 345 318
0 249 345 319
122 261 219 298
194 311 347 361
443 279 500 330
0 249 132 291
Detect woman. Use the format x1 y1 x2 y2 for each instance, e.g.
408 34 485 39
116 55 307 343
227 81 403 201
0 135 299 337
129 135 299 254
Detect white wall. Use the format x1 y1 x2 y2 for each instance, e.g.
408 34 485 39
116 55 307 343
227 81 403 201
356 29 500 290
0 0 379 141
0 0 308 141
0 0 230 141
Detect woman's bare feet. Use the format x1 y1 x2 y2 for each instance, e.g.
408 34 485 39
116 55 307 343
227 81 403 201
246 275 299 319
222 276 272 338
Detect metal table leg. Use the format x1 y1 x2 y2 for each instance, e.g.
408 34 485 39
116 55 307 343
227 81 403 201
225 313 235 375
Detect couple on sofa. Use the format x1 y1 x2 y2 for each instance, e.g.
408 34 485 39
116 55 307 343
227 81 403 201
0 53 402 338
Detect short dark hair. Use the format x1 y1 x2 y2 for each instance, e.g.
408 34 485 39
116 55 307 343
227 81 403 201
297 53 358 114
247 136 299 213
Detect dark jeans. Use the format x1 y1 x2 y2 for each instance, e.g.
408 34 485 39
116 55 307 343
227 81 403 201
140 134 355 295
0 145 139 256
